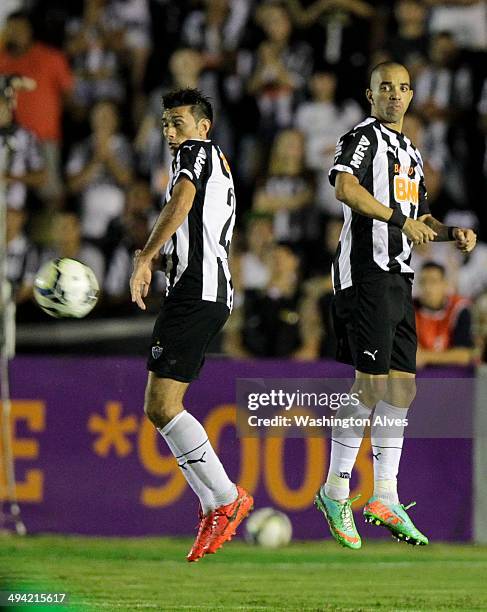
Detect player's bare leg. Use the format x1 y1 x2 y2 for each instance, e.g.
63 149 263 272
144 373 252 560
364 370 428 545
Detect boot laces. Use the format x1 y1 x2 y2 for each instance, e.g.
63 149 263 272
340 495 360 532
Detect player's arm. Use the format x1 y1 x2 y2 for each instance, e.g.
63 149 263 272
335 172 437 245
418 214 477 253
130 177 196 310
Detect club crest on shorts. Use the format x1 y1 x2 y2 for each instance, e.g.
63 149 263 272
151 345 163 360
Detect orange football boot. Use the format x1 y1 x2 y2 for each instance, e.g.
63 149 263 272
187 507 215 562
205 485 254 555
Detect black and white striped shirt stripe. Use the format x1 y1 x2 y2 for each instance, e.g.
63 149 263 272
329 117 429 292
161 139 236 310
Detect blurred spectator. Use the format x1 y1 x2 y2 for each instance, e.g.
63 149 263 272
298 216 342 359
427 0 487 51
237 212 275 291
225 243 319 358
295 70 362 215
443 211 487 300
103 178 157 262
6 206 38 304
66 99 133 241
0 10 74 206
135 48 207 195
412 211 487 300
253 128 316 248
0 87 47 209
181 0 251 154
106 0 152 122
285 0 374 96
415 261 475 368
65 0 126 120
104 208 164 313
402 112 443 206
248 3 313 134
311 215 342 277
383 0 430 79
414 31 473 207
40 211 105 286
182 0 251 57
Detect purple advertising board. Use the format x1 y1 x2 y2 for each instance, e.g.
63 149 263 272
2 356 472 541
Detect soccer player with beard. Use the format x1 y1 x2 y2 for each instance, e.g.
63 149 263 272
314 63 477 548
130 88 253 562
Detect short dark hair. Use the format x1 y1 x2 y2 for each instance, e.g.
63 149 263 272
369 61 410 87
421 261 446 277
162 88 213 124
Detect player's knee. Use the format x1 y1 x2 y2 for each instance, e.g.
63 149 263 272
387 377 417 408
143 393 160 426
144 387 181 428
353 376 388 408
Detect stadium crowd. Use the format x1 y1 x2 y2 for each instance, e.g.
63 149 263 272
1 0 487 365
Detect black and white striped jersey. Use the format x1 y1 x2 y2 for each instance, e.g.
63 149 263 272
160 138 236 310
329 117 429 292
0 124 44 210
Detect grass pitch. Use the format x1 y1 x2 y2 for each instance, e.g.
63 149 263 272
2 535 487 611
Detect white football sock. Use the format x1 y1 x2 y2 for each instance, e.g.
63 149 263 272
159 410 237 512
157 412 214 514
371 400 408 504
325 401 372 501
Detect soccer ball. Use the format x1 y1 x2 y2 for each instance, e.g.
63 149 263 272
245 507 293 548
34 258 99 318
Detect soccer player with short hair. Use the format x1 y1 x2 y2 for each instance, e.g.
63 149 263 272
314 62 477 549
130 88 253 562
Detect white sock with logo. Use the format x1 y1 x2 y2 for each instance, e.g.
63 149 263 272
158 410 237 513
324 401 372 501
371 400 408 504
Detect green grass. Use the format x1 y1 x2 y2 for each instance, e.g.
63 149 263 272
1 535 487 611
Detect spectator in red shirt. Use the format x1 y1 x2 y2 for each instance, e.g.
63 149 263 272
415 261 475 368
0 10 74 207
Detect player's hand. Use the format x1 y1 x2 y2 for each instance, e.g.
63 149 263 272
402 218 437 245
453 227 476 253
130 250 152 310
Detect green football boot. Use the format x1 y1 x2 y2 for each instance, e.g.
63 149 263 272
314 487 362 549
363 496 429 546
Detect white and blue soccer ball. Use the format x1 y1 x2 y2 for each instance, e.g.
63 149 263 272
245 507 293 548
34 258 99 318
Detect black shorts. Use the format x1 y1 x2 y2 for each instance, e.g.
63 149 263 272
147 298 230 383
332 274 417 375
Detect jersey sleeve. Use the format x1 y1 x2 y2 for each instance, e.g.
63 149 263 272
329 127 376 186
174 142 208 191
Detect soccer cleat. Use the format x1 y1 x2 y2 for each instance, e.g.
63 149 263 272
314 487 362 550
187 508 215 562
363 496 429 546
204 485 254 555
